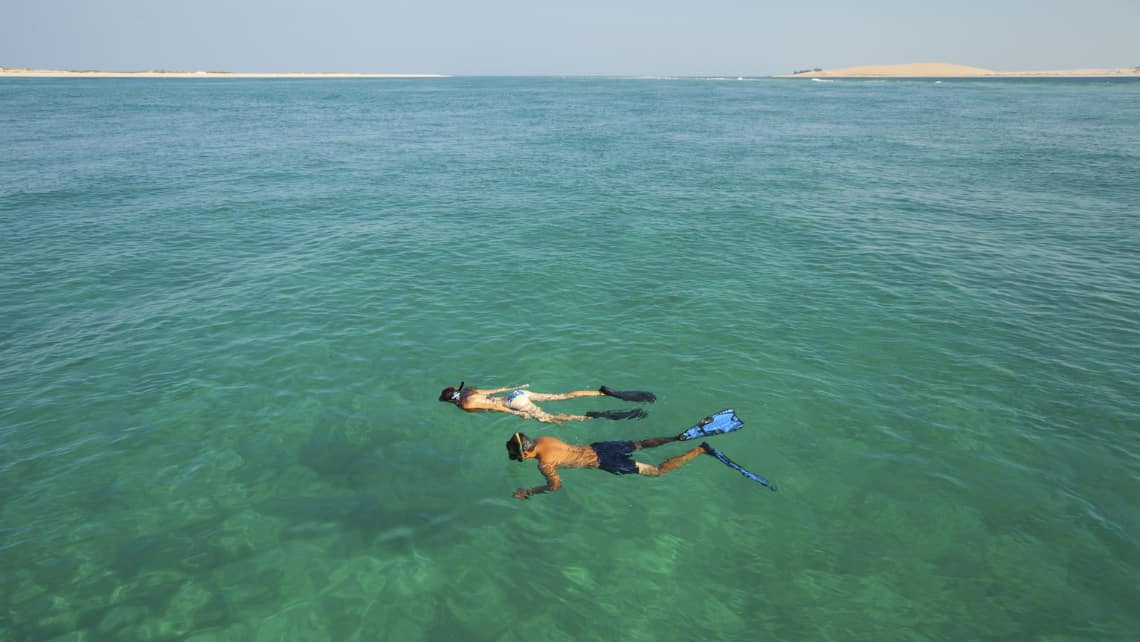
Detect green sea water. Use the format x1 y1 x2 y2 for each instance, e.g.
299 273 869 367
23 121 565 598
1 76 1138 642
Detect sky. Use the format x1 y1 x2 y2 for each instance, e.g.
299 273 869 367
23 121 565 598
2 0 1138 76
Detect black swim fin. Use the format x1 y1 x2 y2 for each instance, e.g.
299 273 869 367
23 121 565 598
586 408 648 420
599 386 656 403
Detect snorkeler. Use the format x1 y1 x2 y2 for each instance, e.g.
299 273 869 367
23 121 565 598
438 382 655 425
505 408 775 499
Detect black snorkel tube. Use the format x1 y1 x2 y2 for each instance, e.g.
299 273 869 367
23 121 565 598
507 432 533 462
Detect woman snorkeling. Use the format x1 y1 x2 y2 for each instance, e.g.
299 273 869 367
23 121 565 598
438 382 655 425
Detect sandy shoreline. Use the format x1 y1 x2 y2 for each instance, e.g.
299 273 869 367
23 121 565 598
776 62 1140 78
0 67 447 78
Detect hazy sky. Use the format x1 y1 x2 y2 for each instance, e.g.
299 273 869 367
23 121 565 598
3 0 1138 75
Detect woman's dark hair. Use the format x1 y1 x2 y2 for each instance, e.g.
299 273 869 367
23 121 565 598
505 432 534 461
439 381 466 404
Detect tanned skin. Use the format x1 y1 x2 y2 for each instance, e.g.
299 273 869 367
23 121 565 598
508 434 709 500
441 383 607 425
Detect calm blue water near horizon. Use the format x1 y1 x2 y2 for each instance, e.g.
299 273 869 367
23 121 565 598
1 76 1138 642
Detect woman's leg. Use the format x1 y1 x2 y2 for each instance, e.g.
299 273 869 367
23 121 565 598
510 393 591 424
532 411 591 425
525 389 606 402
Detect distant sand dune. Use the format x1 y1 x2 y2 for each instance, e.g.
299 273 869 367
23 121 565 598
780 62 1140 78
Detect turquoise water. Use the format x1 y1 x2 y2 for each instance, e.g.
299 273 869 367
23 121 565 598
1 76 1138 642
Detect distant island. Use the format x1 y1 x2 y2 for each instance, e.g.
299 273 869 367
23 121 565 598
0 66 447 78
777 62 1140 78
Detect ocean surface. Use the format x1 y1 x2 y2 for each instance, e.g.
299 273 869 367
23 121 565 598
1 76 1138 642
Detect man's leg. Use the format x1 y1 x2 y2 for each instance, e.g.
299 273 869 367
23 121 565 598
631 436 679 450
635 445 707 477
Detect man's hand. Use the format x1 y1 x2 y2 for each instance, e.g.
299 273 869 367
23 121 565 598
513 488 529 500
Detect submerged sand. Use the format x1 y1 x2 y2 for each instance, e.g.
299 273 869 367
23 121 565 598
0 66 447 78
780 62 1140 78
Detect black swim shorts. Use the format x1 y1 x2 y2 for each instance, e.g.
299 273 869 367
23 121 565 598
590 441 639 475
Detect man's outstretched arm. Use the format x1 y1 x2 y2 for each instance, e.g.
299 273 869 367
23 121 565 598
513 462 562 500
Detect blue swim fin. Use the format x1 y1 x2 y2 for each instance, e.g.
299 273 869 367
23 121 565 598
701 442 777 492
677 409 743 441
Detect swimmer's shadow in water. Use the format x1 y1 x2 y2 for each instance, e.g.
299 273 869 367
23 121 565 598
297 425 388 488
255 493 457 549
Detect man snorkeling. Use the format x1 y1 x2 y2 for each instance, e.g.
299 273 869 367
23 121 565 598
438 382 655 425
504 409 769 499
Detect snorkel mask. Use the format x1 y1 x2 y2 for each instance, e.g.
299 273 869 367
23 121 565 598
438 381 465 404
